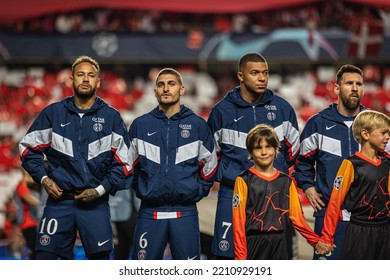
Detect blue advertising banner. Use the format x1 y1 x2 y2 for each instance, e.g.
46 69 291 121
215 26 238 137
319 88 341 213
1 28 389 62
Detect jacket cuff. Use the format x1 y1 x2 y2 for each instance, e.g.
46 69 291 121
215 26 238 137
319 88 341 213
301 184 313 192
100 181 112 194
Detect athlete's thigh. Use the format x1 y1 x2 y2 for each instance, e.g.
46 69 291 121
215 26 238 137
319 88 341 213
169 215 200 260
36 198 76 259
132 216 169 260
76 199 113 258
212 190 234 258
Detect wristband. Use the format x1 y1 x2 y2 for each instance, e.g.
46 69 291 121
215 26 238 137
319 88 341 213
40 175 48 184
95 185 106 197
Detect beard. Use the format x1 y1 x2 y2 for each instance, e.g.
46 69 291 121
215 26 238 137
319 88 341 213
339 92 361 111
159 98 180 107
157 94 181 107
73 84 96 99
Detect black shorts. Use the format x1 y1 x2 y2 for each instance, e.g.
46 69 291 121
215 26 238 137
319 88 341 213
246 231 290 260
343 222 390 260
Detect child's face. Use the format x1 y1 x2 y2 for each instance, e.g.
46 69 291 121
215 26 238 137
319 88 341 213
250 138 277 169
366 127 390 151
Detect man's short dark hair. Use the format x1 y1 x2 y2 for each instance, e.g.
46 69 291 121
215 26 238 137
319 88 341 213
155 68 183 86
336 64 363 85
238 53 267 71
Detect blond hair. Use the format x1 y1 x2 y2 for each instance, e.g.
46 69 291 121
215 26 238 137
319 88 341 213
71 55 100 75
352 110 390 144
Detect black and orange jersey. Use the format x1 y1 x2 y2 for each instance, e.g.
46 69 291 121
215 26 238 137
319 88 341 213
322 152 390 244
232 167 319 259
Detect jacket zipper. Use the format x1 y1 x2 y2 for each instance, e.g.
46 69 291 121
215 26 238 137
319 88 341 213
165 119 170 174
252 105 257 124
79 116 88 174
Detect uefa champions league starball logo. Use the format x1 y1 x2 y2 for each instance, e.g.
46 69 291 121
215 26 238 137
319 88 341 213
232 194 239 208
92 32 118 57
333 176 343 190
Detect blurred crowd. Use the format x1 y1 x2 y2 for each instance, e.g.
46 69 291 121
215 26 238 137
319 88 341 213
1 1 389 34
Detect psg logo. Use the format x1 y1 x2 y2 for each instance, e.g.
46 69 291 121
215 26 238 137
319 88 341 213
40 234 51 246
181 129 190 138
93 123 103 132
137 249 147 260
219 240 230 251
267 112 276 121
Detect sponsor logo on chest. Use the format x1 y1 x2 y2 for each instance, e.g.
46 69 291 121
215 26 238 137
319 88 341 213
92 117 105 132
265 105 277 111
265 105 278 121
179 124 192 138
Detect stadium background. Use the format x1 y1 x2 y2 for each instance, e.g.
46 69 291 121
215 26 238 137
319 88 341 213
0 0 389 259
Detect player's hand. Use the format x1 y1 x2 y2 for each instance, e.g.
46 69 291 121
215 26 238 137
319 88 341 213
315 240 335 256
42 177 63 199
74 188 99 203
304 187 325 212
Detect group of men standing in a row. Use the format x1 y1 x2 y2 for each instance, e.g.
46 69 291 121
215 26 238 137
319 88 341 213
18 53 390 260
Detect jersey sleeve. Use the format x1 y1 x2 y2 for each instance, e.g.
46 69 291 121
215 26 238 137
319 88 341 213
289 179 320 247
321 159 354 244
101 112 133 193
197 120 218 197
232 176 248 260
293 116 318 192
19 107 52 184
283 103 300 168
206 107 222 156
